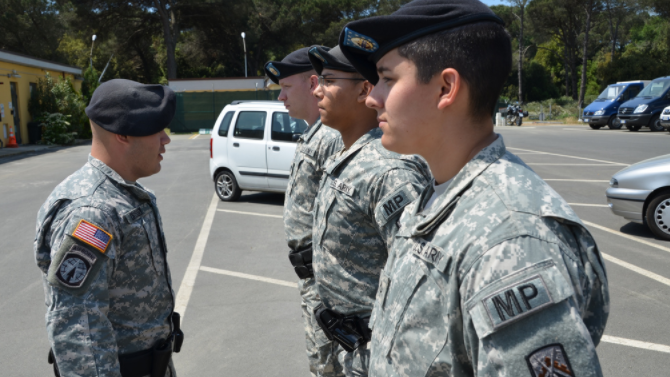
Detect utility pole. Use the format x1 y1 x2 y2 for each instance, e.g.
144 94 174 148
241 32 248 77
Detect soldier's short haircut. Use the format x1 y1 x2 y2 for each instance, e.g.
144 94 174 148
397 22 512 120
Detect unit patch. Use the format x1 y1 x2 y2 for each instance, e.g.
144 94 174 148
343 28 379 52
72 219 112 253
381 189 410 221
330 178 355 196
483 275 553 330
526 344 574 377
55 244 97 288
267 63 280 77
309 47 328 64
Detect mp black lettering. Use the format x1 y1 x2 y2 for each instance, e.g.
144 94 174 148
393 195 404 206
492 290 523 321
517 284 539 310
383 200 397 216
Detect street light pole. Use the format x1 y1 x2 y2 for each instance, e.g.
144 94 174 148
90 35 97 69
241 32 247 78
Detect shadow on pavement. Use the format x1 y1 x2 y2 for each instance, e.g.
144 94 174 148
0 141 91 166
619 222 668 242
238 192 285 206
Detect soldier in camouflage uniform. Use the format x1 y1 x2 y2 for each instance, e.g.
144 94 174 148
308 45 431 377
340 1 610 376
265 48 343 376
35 79 181 377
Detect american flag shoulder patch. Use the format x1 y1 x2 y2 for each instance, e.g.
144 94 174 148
72 219 113 253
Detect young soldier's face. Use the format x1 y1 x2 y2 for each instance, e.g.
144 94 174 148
277 73 315 120
313 68 368 131
366 49 442 155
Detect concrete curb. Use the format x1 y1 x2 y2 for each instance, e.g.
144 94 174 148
0 145 58 159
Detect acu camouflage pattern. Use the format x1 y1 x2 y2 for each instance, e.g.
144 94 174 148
368 135 609 377
283 119 343 376
312 127 431 376
35 155 176 377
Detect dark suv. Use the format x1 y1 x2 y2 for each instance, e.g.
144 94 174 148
618 76 670 132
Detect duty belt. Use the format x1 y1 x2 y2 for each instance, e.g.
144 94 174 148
48 312 184 377
313 304 371 353
288 246 313 279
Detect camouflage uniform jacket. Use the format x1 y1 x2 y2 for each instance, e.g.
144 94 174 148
35 155 175 377
313 127 431 316
368 135 609 377
284 119 343 253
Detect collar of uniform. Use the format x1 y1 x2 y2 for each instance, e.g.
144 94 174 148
301 118 322 143
411 134 506 236
87 155 154 201
325 127 382 174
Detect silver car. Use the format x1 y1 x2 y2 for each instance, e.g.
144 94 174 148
607 155 670 240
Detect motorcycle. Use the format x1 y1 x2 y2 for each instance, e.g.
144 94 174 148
505 103 529 126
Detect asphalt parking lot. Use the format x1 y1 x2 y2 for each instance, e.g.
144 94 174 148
1 126 669 375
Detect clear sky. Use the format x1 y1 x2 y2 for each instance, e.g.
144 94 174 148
481 0 507 6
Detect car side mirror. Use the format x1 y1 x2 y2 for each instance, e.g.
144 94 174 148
292 133 301 142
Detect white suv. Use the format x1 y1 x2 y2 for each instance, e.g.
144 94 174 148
209 100 308 201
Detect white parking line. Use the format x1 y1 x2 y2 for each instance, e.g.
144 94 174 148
582 220 670 256
601 335 670 354
568 203 609 207
189 134 199 140
200 266 298 288
174 193 219 319
544 179 609 182
528 163 621 166
601 253 670 287
508 147 629 166
217 209 282 219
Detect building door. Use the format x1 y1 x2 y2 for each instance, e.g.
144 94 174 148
10 82 21 144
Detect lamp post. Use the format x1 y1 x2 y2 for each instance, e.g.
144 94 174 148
90 34 97 69
241 32 247 78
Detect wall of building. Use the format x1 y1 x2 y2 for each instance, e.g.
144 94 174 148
0 62 82 146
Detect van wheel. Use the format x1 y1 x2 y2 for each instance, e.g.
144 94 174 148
648 114 664 132
608 116 622 129
215 171 241 201
646 193 670 241
589 124 602 129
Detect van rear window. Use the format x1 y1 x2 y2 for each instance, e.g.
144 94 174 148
218 112 234 137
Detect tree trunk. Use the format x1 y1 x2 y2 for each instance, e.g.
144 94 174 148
154 0 178 80
518 7 524 104
579 2 593 109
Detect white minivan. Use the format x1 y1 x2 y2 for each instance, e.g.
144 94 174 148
209 100 309 201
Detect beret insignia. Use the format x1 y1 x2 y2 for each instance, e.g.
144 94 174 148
344 28 379 52
309 47 328 64
267 63 280 77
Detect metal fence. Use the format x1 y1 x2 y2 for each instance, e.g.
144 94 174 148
169 90 281 133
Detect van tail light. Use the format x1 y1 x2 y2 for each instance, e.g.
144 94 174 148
210 138 213 158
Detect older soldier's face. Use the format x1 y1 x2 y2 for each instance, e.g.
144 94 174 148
277 73 314 120
127 130 171 178
366 49 441 155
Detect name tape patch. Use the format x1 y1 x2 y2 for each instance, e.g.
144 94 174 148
330 178 355 196
411 240 445 267
526 344 574 377
381 189 410 221
55 244 97 288
72 219 112 253
483 275 553 330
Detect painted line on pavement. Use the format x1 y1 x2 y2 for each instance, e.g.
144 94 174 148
544 179 609 182
189 134 199 140
600 253 670 288
508 147 629 166
174 193 219 319
568 203 609 207
601 335 670 354
527 163 621 166
200 266 298 288
217 209 282 219
583 220 670 256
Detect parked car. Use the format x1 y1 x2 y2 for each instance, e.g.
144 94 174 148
209 100 308 201
582 81 648 129
607 154 670 240
661 105 670 131
617 76 670 132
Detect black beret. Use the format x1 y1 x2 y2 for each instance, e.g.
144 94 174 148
264 47 314 84
339 0 504 84
85 79 176 137
308 45 357 75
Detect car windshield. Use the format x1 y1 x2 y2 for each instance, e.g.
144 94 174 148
637 79 670 98
596 85 624 100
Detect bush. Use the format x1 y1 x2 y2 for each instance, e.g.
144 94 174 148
39 113 77 145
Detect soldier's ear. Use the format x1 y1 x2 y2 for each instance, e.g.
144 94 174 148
357 81 373 103
309 75 319 92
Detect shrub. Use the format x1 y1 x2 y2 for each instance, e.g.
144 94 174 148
39 113 77 145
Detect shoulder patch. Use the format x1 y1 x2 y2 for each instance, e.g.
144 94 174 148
381 189 411 221
330 177 355 196
47 236 108 295
72 219 112 253
483 275 553 330
526 344 575 377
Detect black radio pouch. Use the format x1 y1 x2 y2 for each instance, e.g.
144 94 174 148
288 247 314 279
313 305 371 353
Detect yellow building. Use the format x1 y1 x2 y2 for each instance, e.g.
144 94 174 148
0 49 82 146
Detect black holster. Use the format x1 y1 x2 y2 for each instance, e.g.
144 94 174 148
288 247 314 279
48 312 184 377
313 305 371 353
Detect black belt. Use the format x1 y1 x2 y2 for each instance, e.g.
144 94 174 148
289 247 313 279
313 305 371 353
